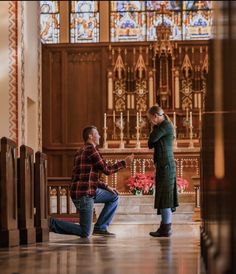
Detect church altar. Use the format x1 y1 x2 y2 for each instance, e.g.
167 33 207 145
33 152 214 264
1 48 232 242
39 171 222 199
100 146 200 194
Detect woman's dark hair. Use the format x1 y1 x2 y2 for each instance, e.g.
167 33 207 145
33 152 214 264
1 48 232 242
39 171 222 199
147 105 164 116
82 126 97 142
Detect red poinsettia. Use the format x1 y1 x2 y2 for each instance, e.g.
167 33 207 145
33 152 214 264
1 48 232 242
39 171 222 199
126 173 155 195
177 177 189 193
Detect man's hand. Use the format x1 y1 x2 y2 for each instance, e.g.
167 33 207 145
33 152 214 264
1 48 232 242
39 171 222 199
125 154 134 166
107 185 119 195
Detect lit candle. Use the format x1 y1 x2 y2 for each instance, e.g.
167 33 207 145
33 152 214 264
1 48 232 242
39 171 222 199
199 109 202 122
139 110 142 123
190 111 192 127
127 110 130 123
104 113 107 128
136 112 139 128
120 112 123 129
173 112 176 128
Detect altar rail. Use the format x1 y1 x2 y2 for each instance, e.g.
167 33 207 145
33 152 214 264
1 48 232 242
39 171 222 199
48 177 96 222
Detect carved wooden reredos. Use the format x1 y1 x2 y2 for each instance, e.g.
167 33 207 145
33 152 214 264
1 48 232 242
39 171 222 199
106 40 208 146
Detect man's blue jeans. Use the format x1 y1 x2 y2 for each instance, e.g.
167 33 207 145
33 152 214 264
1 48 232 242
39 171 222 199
50 188 119 237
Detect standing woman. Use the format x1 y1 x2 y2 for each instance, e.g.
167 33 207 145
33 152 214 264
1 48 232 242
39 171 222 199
147 105 179 237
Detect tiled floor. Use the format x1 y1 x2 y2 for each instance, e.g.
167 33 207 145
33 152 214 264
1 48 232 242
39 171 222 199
0 224 206 274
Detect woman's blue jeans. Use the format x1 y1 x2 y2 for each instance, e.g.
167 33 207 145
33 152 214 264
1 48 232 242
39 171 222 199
160 208 172 224
50 188 119 237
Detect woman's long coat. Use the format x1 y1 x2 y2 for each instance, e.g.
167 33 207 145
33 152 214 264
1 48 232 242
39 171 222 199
148 119 179 214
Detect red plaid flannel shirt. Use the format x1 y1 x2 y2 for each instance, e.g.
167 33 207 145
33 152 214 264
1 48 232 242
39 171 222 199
70 143 126 199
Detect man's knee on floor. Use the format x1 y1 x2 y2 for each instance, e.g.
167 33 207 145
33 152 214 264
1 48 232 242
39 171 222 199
81 230 90 238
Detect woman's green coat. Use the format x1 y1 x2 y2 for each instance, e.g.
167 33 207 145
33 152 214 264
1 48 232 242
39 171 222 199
148 118 179 214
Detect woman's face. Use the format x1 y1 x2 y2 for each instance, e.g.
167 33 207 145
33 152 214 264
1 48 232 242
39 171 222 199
147 113 160 125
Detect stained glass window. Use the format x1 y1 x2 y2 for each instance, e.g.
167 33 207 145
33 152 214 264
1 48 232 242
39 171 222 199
183 1 212 40
110 1 213 42
70 1 99 43
110 1 146 42
40 1 60 43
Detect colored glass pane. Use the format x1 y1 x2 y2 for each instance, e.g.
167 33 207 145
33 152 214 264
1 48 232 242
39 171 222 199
71 13 99 43
71 1 98 12
110 12 146 42
70 1 99 43
40 1 59 13
40 1 60 43
111 1 145 12
147 11 182 40
146 1 182 11
183 10 212 40
183 1 212 10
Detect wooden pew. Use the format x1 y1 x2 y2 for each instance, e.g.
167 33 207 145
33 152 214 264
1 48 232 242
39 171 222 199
0 137 19 247
34 151 49 242
18 145 36 245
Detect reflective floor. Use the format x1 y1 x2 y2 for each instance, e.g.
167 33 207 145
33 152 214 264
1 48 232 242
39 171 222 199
0 224 206 274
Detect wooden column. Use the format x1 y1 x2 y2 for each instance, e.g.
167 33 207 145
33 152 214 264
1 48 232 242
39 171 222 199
0 137 19 247
18 145 36 245
34 152 49 242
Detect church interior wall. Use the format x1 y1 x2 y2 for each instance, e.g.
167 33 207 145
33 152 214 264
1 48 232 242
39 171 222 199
0 2 11 139
0 1 41 153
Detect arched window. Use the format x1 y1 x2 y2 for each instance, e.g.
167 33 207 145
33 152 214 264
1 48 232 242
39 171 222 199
40 1 60 43
70 1 100 43
110 1 212 42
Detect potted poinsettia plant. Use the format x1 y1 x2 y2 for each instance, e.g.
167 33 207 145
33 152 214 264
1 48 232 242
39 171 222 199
177 177 189 193
126 173 155 195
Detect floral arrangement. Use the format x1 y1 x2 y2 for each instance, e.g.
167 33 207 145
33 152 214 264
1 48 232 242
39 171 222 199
177 177 189 193
126 173 155 195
